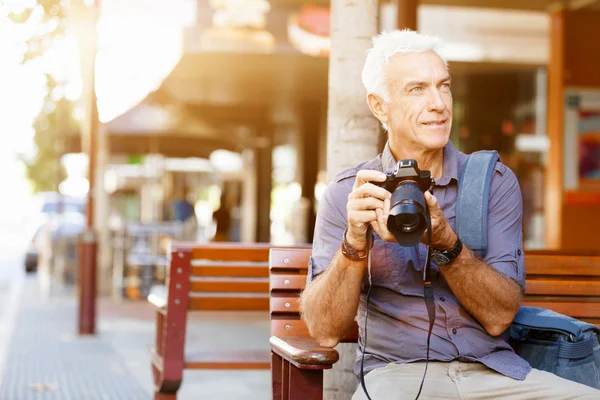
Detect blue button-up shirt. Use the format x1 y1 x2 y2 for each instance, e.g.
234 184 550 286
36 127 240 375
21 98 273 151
311 141 531 381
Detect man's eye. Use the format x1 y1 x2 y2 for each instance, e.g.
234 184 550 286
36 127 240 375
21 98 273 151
441 83 451 89
410 87 423 93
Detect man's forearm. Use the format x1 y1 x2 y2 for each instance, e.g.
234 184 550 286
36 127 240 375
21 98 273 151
300 250 365 347
440 247 522 336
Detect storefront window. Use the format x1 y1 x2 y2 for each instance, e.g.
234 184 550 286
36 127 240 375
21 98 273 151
452 67 547 249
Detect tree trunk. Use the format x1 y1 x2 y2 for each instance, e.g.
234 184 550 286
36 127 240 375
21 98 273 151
325 1 380 399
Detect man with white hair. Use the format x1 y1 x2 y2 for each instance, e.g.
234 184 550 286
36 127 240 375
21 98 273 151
300 29 599 399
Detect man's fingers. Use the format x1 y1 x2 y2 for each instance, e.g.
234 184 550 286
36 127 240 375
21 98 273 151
370 217 385 238
348 170 391 239
424 191 438 207
376 208 387 229
349 210 378 226
371 208 395 242
383 198 390 215
349 197 385 212
354 170 387 189
424 191 443 217
370 219 382 236
350 183 390 201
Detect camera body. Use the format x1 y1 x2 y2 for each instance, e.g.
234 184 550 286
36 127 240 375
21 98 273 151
374 160 435 246
378 159 434 194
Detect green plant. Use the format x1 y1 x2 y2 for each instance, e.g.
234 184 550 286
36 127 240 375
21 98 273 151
10 1 78 192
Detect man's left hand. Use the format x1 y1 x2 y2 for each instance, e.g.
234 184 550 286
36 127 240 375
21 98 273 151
423 191 458 249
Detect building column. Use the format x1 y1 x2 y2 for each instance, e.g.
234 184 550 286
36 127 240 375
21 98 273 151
240 148 258 243
545 11 565 249
300 102 321 243
255 125 272 243
397 0 418 30
325 1 380 398
546 9 600 250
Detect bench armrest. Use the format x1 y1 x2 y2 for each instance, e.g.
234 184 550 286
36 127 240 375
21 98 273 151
270 335 339 370
148 292 167 312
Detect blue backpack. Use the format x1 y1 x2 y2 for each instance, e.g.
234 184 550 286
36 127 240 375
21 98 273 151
460 151 600 389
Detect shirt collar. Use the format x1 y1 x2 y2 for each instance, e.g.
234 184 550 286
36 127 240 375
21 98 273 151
381 140 459 187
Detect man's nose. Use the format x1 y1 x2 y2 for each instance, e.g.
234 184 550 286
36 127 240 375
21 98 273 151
426 89 446 113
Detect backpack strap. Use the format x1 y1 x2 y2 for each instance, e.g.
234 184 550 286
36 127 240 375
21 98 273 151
456 150 499 258
512 307 583 338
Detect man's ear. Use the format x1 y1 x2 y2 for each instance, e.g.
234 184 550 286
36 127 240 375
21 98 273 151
367 93 389 127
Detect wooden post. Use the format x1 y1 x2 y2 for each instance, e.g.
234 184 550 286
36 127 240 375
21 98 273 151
72 0 100 335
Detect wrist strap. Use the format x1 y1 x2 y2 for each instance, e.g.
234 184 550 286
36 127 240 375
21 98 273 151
341 228 370 261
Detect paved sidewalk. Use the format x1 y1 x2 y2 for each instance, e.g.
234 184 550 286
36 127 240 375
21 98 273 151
0 278 147 400
0 277 271 399
100 298 271 399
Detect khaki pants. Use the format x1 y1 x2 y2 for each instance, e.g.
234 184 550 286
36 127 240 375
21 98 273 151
351 361 600 400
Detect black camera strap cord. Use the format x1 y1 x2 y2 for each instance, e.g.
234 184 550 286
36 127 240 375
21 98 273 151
359 214 436 400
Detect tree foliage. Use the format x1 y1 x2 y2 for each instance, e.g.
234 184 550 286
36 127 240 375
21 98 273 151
8 0 68 64
22 74 80 193
10 0 78 193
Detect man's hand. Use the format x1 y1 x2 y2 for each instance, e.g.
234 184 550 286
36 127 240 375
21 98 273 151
422 191 458 249
346 170 394 250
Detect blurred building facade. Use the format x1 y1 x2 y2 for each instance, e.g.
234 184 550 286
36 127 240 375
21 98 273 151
61 0 600 294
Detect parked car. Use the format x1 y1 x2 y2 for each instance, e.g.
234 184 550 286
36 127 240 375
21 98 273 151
25 224 47 272
24 193 86 272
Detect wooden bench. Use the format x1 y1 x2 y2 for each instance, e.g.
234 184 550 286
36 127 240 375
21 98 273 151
269 249 600 399
149 242 273 400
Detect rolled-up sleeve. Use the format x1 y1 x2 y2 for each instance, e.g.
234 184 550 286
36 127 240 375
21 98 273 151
484 163 526 289
311 180 351 280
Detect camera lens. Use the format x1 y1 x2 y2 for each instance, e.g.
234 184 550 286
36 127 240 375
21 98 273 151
387 181 429 246
396 213 419 232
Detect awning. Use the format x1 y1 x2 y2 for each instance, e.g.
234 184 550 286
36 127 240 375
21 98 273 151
155 52 328 106
63 51 329 158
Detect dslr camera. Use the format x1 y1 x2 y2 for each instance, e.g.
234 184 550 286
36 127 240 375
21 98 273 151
375 160 435 246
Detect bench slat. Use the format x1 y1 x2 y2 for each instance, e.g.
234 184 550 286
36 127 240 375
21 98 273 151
582 318 600 326
523 298 600 319
190 278 269 293
525 278 600 296
184 350 270 370
191 264 269 278
271 317 309 337
271 296 300 313
524 255 600 276
270 248 311 271
270 274 307 291
271 319 359 343
189 294 269 311
191 245 271 262
526 266 600 276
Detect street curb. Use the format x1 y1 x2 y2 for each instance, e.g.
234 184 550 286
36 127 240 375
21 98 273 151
0 276 24 388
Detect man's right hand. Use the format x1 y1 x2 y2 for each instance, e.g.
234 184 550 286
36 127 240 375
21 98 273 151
346 170 393 250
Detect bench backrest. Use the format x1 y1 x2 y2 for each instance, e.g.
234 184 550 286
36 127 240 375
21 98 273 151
169 242 272 312
269 248 600 338
269 248 358 340
521 254 600 325
269 247 311 337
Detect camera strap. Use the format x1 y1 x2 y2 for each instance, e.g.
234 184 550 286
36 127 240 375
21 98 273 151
416 207 436 399
359 208 436 400
359 228 375 400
